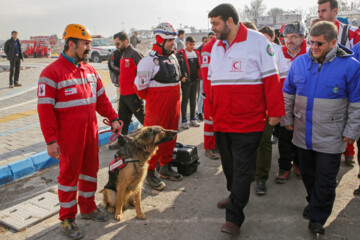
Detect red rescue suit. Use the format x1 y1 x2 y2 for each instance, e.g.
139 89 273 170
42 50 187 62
134 44 181 170
200 38 217 150
37 54 118 220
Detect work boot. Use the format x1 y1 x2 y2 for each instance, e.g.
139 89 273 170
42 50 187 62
60 218 83 240
217 197 230 209
9 84 14 88
293 164 302 179
80 208 109 222
14 83 22 87
159 164 183 181
221 221 240 235
275 169 291 184
146 170 166 191
345 155 355 166
205 149 220 160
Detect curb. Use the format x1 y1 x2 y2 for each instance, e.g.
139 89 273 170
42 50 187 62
0 121 139 186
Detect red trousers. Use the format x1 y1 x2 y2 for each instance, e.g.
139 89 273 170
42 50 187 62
343 142 354 156
145 85 181 170
57 117 99 220
203 97 216 150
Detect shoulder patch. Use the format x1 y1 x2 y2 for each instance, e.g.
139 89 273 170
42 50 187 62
266 44 274 57
153 58 159 65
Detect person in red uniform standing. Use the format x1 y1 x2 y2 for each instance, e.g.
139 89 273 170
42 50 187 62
134 22 183 191
200 36 220 160
208 4 285 235
317 0 360 165
37 23 121 240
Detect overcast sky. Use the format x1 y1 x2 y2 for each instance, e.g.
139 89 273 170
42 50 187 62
0 0 318 40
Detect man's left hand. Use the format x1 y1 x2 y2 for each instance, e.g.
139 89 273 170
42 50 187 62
268 117 281 126
343 137 355 144
111 120 122 133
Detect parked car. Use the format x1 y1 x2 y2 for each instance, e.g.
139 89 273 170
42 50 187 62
0 47 6 58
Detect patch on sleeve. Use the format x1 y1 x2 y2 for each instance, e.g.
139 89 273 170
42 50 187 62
38 84 46 96
139 76 148 87
202 56 209 64
266 44 274 56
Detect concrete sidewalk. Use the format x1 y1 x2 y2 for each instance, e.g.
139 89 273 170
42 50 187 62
0 123 359 240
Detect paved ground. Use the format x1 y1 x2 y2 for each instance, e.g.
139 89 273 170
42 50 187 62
1 58 360 240
0 122 360 240
0 57 117 167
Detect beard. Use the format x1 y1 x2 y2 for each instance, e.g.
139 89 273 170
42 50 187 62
81 49 90 63
216 23 231 40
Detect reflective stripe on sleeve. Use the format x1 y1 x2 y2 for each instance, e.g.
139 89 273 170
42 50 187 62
261 69 278 78
97 87 105 98
60 199 77 208
78 191 96 198
38 77 57 88
54 97 96 109
137 71 153 77
38 97 55 105
201 63 209 68
58 184 78 192
201 52 211 57
57 78 86 89
79 174 97 183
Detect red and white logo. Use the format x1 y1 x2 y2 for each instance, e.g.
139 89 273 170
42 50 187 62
230 60 243 72
202 56 209 64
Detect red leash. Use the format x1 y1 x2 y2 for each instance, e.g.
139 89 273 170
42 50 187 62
102 119 124 142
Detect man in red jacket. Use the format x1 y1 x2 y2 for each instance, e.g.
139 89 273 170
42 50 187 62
37 23 121 239
109 32 145 150
208 4 285 235
134 22 183 191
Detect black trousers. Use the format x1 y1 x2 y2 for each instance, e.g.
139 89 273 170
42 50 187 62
215 131 263 227
117 94 145 144
298 147 341 224
278 126 299 170
181 80 199 122
9 56 21 84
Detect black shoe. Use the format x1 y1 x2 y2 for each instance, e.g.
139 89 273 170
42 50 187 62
303 205 309 219
308 221 325 235
197 113 204 121
255 181 266 196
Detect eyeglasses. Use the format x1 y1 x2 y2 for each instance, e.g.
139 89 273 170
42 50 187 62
284 35 301 41
309 40 327 47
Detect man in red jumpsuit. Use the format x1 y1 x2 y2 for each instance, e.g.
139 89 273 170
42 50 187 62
37 23 121 239
134 22 182 191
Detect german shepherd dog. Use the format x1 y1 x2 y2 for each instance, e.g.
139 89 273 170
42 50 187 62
101 126 177 221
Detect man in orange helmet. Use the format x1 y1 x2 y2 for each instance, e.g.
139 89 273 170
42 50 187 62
37 23 121 239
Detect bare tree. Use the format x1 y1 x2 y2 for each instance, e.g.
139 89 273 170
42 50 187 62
350 1 360 10
267 8 284 25
338 0 350 11
244 0 266 25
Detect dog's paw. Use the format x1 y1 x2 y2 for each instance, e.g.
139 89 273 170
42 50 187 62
115 213 123 221
136 212 147 220
108 207 115 214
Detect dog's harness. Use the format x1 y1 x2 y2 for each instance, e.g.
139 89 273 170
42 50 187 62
104 153 140 191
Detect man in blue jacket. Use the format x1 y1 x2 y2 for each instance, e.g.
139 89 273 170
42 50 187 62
282 21 360 236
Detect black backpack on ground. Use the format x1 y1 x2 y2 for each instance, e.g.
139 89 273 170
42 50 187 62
171 143 200 176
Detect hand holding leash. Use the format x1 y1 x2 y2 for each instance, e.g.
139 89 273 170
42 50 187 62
103 118 124 142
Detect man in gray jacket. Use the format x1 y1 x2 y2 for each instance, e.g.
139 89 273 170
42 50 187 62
4 30 23 88
282 21 360 236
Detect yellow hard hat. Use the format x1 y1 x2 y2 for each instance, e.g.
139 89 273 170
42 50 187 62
62 23 92 41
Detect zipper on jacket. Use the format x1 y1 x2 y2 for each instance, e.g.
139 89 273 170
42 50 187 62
317 63 322 72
